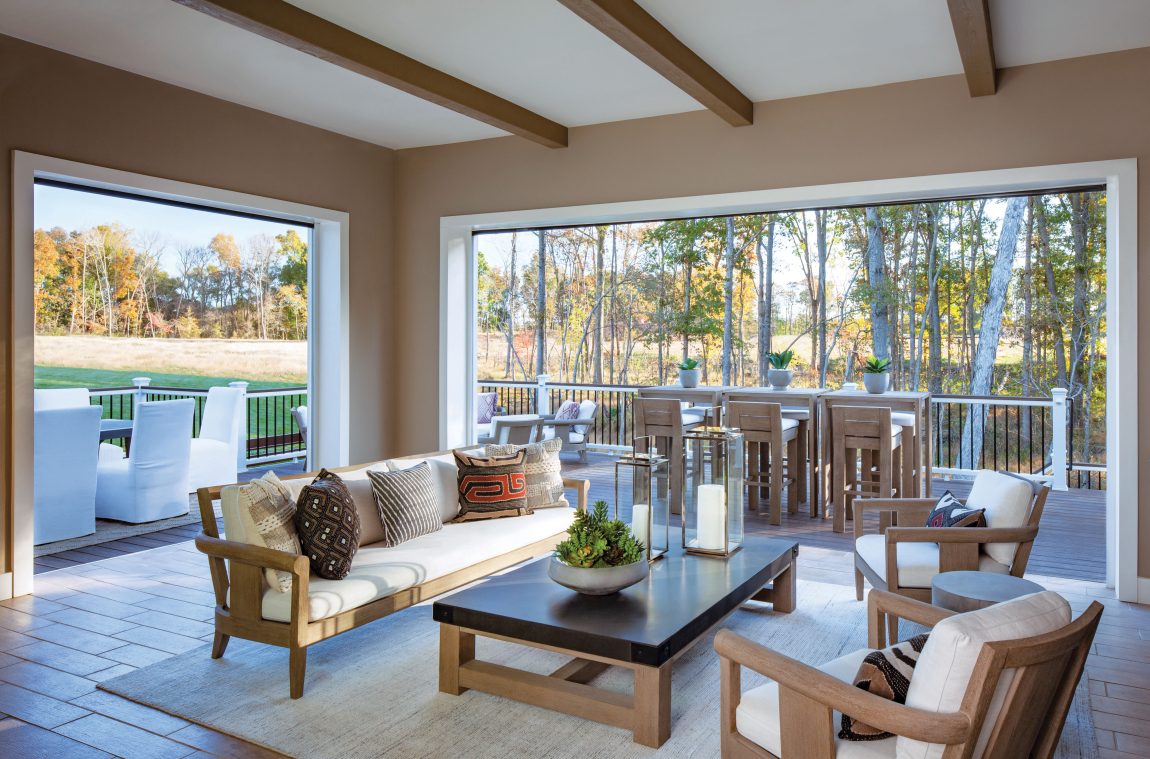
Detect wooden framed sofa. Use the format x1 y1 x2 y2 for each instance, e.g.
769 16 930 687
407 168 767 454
195 451 590 698
716 589 1102 758
853 470 1050 607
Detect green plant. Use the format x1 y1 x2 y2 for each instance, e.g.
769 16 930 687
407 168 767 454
555 501 644 568
767 350 795 370
677 357 699 371
864 356 892 374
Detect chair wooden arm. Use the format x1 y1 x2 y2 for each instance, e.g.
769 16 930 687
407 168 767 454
853 498 937 538
196 533 309 574
885 526 1039 544
562 477 590 512
867 590 955 646
715 629 971 745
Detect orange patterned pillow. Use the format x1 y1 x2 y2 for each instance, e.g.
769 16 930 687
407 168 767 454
452 449 530 522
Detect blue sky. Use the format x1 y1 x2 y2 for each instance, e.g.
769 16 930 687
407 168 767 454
34 184 310 274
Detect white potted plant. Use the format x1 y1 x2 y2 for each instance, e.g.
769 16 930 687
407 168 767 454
863 356 892 394
548 502 649 595
677 357 700 388
767 350 795 390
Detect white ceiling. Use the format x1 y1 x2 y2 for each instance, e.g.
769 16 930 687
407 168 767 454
2 0 1149 150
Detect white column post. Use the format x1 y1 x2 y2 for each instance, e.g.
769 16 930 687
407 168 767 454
1050 387 1069 491
131 377 151 415
229 381 250 472
536 374 550 416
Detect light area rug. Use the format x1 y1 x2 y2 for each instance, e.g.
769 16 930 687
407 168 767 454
101 579 1097 759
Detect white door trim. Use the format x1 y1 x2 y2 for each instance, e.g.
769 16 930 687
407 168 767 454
439 159 1139 601
10 151 351 597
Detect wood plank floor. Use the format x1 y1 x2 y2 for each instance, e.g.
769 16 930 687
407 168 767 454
3 454 1128 758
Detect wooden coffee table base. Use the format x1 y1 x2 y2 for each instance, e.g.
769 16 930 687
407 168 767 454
439 560 795 748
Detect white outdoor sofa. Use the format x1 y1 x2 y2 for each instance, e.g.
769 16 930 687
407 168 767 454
196 450 589 698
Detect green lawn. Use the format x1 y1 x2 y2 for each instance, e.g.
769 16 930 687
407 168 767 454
35 366 301 391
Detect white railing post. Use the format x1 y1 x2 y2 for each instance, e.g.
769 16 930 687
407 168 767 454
131 377 151 414
229 381 250 472
536 374 550 416
1050 387 1069 491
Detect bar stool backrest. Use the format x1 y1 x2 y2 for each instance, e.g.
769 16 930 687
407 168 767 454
726 401 784 443
633 397 685 439
831 405 896 450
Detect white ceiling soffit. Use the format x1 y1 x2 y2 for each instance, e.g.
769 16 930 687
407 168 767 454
990 0 1150 68
0 0 506 149
284 0 703 127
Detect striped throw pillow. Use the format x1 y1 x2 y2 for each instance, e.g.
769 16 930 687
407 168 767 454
840 633 929 741
366 464 442 547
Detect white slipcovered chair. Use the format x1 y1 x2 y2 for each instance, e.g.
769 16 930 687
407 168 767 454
291 405 308 445
189 387 245 492
33 387 91 410
34 405 102 544
717 589 1101 759
542 399 598 461
96 398 194 523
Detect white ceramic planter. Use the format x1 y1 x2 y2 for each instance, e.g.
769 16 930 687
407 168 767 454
863 372 891 394
548 556 649 595
679 368 700 388
767 368 793 391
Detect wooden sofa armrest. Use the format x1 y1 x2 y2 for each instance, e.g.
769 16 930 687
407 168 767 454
867 590 955 646
715 629 971 746
196 533 312 630
885 526 1039 544
562 477 590 512
196 533 308 574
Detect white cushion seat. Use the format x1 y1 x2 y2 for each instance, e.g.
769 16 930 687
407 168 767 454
855 533 1009 588
778 417 800 433
259 507 575 622
737 647 896 758
780 407 810 421
890 411 916 428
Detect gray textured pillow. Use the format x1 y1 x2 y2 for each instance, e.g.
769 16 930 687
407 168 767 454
485 438 568 510
367 463 442 547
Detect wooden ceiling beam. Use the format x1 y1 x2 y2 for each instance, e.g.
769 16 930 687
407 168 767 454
946 0 997 96
173 0 568 148
557 0 753 127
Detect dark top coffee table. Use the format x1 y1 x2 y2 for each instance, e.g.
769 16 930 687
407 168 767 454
434 536 798 747
932 570 1045 612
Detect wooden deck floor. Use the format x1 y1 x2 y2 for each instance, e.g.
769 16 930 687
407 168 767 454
563 453 1108 583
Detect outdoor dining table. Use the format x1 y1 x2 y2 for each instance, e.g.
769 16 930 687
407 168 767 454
636 384 734 412
99 418 133 452
819 389 932 531
721 387 827 515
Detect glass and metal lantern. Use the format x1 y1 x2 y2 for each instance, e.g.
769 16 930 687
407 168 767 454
615 436 670 562
682 421 744 557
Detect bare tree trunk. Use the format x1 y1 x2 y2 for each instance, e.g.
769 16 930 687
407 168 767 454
591 227 605 383
1021 198 1035 394
959 196 1026 467
755 216 776 385
609 225 618 384
816 211 829 387
865 207 889 358
682 255 693 363
504 233 518 377
906 207 922 387
535 230 546 376
722 217 736 385
1036 200 1069 388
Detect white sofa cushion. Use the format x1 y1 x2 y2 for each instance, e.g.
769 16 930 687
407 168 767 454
737 647 896 758
964 471 1035 565
258 506 575 622
281 466 389 546
898 590 1070 759
386 454 459 522
855 534 1009 589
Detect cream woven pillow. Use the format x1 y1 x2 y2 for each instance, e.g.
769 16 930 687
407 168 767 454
485 438 568 510
237 472 300 593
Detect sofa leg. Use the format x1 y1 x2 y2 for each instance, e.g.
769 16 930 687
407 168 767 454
211 632 230 659
290 646 307 699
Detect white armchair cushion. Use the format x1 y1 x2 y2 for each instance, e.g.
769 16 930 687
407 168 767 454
899 590 1070 759
964 470 1034 565
737 647 896 758
855 534 1009 589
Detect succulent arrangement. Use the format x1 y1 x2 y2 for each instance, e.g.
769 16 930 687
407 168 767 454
677 357 699 371
864 356 892 374
555 500 644 568
767 350 795 369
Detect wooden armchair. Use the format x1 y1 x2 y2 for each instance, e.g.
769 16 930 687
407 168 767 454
716 589 1102 759
853 471 1050 607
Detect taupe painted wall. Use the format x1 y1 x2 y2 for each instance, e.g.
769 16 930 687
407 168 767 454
0 35 395 573
393 47 1150 574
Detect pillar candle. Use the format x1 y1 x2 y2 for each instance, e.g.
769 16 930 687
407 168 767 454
631 503 650 551
697 484 726 550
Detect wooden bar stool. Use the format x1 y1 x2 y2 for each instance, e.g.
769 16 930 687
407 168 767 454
634 397 688 515
890 411 919 496
830 405 906 533
780 407 812 514
727 401 800 525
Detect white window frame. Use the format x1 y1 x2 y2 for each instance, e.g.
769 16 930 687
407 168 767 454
8 151 351 598
440 159 1140 602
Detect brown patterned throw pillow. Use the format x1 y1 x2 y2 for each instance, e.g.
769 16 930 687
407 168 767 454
485 438 568 510
452 449 530 522
840 633 929 741
295 470 361 579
